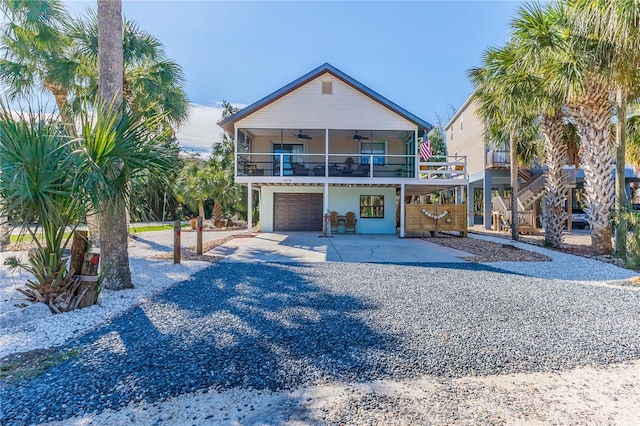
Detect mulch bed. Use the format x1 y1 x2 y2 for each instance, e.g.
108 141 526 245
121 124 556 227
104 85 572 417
423 233 552 263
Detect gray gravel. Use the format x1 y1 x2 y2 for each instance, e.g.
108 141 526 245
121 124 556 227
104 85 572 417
2 261 640 425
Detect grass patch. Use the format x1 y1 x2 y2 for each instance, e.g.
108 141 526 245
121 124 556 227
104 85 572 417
129 223 189 233
0 348 79 383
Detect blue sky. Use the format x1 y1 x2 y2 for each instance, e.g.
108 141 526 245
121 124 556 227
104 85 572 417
63 0 524 155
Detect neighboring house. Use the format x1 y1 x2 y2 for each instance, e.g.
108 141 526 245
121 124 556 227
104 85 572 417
218 63 468 236
445 94 640 230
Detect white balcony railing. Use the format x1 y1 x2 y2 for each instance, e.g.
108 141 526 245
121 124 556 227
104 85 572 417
236 152 467 180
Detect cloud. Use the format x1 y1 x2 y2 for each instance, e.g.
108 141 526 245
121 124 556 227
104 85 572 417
175 102 245 156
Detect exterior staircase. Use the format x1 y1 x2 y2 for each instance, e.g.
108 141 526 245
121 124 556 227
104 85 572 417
492 169 545 234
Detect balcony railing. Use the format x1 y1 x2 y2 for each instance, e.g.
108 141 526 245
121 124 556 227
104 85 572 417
236 153 467 180
486 150 510 168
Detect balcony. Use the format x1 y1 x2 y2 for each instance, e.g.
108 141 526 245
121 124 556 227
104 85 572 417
486 150 510 169
237 152 467 183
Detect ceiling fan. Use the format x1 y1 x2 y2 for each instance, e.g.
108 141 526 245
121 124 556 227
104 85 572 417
350 131 369 141
293 130 312 140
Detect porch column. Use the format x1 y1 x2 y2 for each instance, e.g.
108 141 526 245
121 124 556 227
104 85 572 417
234 127 238 177
483 171 492 230
414 129 419 179
457 185 464 204
400 184 406 238
324 182 329 214
467 184 474 227
325 128 329 177
247 182 252 235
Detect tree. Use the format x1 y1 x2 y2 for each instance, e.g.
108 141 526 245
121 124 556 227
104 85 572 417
67 11 189 128
567 0 640 259
508 1 616 255
469 43 541 241
96 0 130 290
0 0 79 127
509 3 577 247
0 103 172 310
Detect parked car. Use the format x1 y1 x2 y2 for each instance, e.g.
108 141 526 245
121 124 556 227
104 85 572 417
571 208 589 229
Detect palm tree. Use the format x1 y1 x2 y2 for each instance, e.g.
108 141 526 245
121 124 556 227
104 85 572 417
509 3 578 247
67 11 188 128
627 102 640 170
509 1 620 255
177 161 215 220
0 0 81 128
0 102 173 308
566 0 640 258
96 0 129 290
469 43 541 241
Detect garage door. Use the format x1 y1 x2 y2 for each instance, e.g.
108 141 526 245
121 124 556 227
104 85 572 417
274 193 323 231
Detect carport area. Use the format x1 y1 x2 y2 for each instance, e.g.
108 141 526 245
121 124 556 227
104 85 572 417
206 232 471 263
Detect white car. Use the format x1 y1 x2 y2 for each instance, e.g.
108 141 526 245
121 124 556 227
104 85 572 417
571 208 589 229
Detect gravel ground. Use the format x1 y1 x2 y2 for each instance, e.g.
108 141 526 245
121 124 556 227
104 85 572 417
2 261 640 425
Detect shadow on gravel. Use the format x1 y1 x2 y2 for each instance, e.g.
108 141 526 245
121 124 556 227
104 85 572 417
129 234 172 252
0 263 394 424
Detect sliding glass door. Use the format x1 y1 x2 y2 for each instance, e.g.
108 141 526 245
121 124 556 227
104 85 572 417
273 143 304 176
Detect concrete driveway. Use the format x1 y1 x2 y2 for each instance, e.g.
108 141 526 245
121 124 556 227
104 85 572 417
206 232 470 263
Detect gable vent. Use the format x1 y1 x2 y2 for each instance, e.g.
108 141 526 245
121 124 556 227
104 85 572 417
322 81 332 94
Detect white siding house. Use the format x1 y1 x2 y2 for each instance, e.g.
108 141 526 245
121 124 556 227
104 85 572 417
218 63 468 236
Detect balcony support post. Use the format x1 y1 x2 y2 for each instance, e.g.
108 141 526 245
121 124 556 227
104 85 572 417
414 129 419 179
400 183 405 238
234 127 238 177
247 181 253 236
325 129 329 177
484 170 493 230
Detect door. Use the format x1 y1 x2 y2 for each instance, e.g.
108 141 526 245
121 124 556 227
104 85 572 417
273 143 304 176
274 193 323 231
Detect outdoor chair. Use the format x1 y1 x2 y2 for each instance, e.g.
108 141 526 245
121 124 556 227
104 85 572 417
330 211 338 233
344 211 357 233
351 164 370 177
291 162 309 176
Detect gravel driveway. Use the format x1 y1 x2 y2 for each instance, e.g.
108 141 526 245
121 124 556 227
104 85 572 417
2 262 640 425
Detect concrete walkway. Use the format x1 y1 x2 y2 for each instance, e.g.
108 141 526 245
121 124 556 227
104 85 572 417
206 232 471 263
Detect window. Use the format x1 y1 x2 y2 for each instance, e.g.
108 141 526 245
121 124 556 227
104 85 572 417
360 141 386 165
360 195 384 218
460 114 464 131
322 81 332 94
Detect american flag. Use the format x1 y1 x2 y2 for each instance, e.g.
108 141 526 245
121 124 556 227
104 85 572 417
420 129 432 161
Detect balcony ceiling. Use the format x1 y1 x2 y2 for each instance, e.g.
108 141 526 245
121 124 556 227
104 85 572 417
244 128 414 141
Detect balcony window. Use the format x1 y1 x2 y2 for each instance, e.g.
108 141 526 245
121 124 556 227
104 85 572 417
360 141 385 165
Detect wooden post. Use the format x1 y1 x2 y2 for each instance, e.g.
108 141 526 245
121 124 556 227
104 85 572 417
174 220 181 264
196 216 203 255
69 230 88 275
76 252 100 308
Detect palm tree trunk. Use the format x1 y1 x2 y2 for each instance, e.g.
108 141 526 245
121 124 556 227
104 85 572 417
541 114 569 247
99 198 132 290
0 215 10 251
615 88 627 259
198 199 205 220
569 80 614 256
509 132 519 241
98 0 131 290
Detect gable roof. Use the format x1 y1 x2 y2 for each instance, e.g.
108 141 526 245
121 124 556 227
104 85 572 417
218 63 432 133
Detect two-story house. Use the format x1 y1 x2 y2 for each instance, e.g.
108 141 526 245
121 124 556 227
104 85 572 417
218 63 468 236
446 94 640 231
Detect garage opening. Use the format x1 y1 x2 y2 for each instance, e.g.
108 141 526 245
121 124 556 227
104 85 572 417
274 193 323 231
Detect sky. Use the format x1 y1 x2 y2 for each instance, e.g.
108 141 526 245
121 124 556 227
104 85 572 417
61 0 524 156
